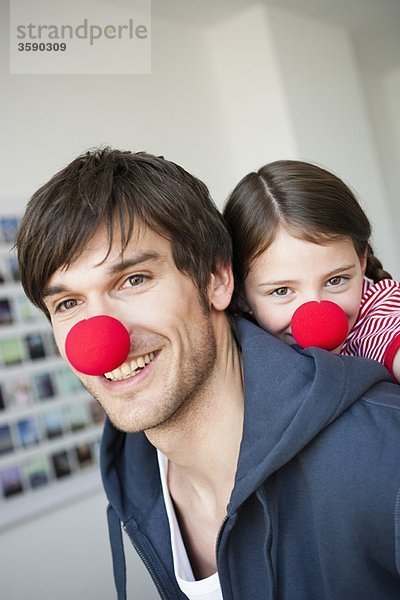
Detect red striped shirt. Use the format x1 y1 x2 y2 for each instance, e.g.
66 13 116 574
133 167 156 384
341 278 400 365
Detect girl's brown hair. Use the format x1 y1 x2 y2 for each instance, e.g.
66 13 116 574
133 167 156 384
223 160 391 311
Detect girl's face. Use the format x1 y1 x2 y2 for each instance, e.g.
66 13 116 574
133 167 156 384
244 229 366 349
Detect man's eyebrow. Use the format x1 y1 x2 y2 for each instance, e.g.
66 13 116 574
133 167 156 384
106 251 165 275
42 284 69 299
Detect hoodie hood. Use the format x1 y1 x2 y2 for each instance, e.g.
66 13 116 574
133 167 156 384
229 317 391 512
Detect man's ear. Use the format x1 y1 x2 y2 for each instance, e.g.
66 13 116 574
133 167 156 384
209 263 234 311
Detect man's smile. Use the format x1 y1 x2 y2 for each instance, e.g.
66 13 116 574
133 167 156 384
104 351 156 381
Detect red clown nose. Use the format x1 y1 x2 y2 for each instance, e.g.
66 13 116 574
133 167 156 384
65 315 130 376
291 300 349 351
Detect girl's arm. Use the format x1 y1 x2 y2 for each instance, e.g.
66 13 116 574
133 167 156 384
391 351 400 383
384 334 400 384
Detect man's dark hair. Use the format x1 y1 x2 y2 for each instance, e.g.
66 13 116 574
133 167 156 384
16 147 232 317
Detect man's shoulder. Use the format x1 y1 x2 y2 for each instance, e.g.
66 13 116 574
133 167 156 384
318 379 400 468
360 379 400 411
235 315 296 357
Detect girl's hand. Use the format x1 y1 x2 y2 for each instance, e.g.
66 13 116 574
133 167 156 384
384 333 400 384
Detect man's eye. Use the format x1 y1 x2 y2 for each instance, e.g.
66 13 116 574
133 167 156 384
56 299 77 312
272 287 289 297
127 274 145 287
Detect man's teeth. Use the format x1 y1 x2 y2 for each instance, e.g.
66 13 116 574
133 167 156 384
104 352 155 381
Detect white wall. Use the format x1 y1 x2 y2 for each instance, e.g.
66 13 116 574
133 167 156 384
361 65 400 249
381 68 400 230
205 3 298 180
1 0 399 598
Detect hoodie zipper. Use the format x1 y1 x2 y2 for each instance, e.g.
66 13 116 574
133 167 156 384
123 523 170 600
215 515 228 573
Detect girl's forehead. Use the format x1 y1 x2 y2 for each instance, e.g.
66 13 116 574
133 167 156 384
264 228 355 253
250 232 359 273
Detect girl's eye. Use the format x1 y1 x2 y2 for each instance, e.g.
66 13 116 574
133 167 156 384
326 276 346 287
56 298 77 312
272 287 289 297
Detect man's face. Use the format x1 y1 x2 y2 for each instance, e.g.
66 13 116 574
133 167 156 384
43 223 221 433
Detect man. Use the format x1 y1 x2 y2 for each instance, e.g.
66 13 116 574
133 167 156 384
17 148 400 599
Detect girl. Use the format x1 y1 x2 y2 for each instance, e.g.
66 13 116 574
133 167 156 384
223 160 400 382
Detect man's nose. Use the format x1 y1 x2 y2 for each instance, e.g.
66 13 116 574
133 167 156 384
84 300 130 332
65 315 131 376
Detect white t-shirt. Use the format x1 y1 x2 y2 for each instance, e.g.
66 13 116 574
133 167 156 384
157 451 223 600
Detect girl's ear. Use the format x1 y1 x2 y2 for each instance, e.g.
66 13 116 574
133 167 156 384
209 263 234 311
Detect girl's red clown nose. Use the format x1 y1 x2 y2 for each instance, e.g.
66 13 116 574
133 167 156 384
291 301 349 351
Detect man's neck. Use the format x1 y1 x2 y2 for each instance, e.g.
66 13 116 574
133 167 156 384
145 317 243 498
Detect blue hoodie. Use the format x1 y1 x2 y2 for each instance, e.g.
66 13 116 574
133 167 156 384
101 317 400 599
